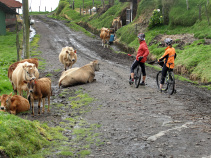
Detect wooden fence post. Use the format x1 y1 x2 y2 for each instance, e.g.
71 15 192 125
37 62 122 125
16 17 20 61
205 4 210 25
199 4 201 21
96 4 97 13
73 0 74 10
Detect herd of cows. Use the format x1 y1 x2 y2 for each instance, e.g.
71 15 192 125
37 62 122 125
0 46 100 116
0 17 123 116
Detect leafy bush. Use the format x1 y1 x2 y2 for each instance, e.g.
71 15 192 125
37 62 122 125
148 9 164 29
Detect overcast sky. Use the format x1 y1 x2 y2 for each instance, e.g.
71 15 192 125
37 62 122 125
16 0 60 14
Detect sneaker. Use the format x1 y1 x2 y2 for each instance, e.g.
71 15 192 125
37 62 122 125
140 81 145 86
129 78 134 85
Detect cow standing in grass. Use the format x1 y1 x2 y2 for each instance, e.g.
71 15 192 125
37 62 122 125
26 78 52 116
12 62 39 96
8 58 39 93
0 93 30 115
8 58 39 83
59 46 77 71
112 17 122 32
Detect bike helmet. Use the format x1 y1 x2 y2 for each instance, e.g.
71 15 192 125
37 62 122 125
164 38 173 45
137 33 145 40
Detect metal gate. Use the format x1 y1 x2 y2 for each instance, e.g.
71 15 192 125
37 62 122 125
126 9 131 25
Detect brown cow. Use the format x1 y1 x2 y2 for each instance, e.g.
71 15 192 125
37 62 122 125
112 17 122 32
59 60 100 87
8 58 39 82
12 62 39 96
100 27 111 48
59 46 77 71
0 93 30 115
26 78 51 116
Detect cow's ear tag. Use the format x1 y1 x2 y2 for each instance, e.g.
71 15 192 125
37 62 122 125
74 50 77 53
34 81 36 84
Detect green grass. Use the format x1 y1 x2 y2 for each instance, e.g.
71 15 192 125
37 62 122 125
0 112 66 157
0 32 19 95
29 11 50 15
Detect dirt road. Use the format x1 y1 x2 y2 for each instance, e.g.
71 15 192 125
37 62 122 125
26 15 211 157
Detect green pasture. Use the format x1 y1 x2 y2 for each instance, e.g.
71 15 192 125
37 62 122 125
0 32 18 95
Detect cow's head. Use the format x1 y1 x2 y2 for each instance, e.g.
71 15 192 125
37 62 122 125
66 48 77 62
0 93 12 112
23 62 36 81
92 60 100 71
27 80 36 93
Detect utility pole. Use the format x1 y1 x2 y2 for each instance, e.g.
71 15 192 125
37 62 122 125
22 0 30 58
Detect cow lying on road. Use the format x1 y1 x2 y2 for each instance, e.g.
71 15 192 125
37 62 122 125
0 93 30 115
59 46 77 71
26 78 52 116
12 62 39 96
100 27 111 48
59 60 100 87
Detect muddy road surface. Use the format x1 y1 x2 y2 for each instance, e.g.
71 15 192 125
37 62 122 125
23 15 211 157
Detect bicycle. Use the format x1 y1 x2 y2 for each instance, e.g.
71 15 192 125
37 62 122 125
156 61 175 95
128 54 142 88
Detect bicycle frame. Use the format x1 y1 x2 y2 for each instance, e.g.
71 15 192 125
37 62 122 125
155 62 175 95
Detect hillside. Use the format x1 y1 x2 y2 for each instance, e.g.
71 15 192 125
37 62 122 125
51 0 211 84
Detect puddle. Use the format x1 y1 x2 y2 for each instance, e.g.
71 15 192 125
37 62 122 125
30 26 36 42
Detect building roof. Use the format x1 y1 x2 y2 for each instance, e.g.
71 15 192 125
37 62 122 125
0 1 18 14
0 0 22 8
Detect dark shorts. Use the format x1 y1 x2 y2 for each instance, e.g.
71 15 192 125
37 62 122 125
160 64 173 84
130 59 146 76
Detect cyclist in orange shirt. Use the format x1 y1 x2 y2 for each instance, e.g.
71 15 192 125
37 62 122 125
158 38 176 91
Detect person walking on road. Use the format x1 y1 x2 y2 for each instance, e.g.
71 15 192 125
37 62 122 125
129 33 149 85
158 38 177 92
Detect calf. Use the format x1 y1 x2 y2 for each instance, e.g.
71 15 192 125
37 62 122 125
0 93 30 115
59 46 77 71
26 78 52 116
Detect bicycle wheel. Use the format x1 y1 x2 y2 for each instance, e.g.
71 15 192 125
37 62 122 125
156 71 168 91
167 72 175 95
134 66 142 88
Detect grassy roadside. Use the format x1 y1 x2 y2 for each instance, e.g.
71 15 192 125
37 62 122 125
0 32 19 94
